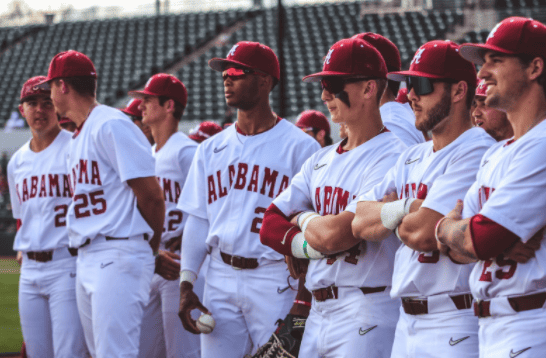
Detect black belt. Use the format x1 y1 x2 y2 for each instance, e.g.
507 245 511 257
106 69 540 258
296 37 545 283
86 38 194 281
27 248 78 262
402 293 474 315
312 285 387 302
474 292 546 318
220 251 259 269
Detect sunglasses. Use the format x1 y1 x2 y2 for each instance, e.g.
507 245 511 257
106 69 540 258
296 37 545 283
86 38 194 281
320 77 372 95
405 77 458 96
222 67 267 81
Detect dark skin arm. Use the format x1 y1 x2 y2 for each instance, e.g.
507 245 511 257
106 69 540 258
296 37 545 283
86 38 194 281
179 281 211 334
154 251 181 280
127 176 165 253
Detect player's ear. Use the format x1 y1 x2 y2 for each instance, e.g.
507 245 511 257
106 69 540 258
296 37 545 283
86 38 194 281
362 80 376 100
528 56 545 81
452 81 467 105
18 104 25 118
59 79 69 94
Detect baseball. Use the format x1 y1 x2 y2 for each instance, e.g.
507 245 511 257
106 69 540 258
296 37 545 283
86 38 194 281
196 313 215 334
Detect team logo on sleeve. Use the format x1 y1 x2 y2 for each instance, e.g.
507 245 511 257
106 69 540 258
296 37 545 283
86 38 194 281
324 49 334 65
228 44 239 58
411 48 426 65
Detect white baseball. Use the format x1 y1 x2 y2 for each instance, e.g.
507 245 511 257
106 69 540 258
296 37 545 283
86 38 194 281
196 313 215 334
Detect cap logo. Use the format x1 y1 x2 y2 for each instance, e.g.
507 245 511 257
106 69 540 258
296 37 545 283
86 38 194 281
411 48 426 65
228 44 239 58
324 48 334 65
487 22 502 42
145 77 153 88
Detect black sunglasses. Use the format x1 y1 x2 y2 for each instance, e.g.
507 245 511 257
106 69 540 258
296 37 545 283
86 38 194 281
321 77 373 95
405 76 458 96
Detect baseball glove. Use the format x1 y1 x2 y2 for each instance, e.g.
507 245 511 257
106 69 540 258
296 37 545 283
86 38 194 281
247 314 306 358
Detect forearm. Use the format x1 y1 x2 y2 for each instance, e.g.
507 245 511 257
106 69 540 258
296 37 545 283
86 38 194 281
181 215 209 276
305 212 358 254
129 176 165 251
397 207 442 252
352 201 393 242
436 217 478 260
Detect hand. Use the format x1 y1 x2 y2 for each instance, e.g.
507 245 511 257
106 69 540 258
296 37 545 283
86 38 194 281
155 250 181 280
504 228 543 263
16 251 22 265
380 191 398 203
178 281 211 334
446 200 464 221
285 255 309 279
165 235 182 252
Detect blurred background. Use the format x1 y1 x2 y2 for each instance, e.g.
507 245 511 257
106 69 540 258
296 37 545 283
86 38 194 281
0 0 544 254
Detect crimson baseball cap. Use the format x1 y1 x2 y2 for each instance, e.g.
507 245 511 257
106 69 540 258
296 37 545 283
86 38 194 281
121 99 143 118
475 79 488 98
388 40 476 85
460 17 546 65
209 42 280 81
352 33 401 72
36 50 97 89
295 110 331 137
188 121 223 143
303 37 387 82
20 76 51 103
395 88 410 104
128 74 188 109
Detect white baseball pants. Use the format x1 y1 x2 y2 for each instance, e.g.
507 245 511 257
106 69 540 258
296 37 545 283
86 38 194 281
299 287 399 358
19 249 88 358
76 236 154 358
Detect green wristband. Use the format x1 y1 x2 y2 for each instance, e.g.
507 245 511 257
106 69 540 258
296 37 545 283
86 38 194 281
303 240 310 259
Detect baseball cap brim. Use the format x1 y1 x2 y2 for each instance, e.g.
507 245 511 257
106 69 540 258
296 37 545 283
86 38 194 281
302 71 367 83
459 43 517 65
208 58 253 72
387 70 447 82
128 89 160 99
34 78 53 90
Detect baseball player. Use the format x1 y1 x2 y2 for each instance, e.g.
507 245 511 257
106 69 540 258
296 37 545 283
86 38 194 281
7 76 88 357
122 98 155 145
177 41 320 358
353 33 425 147
436 17 546 357
188 121 223 143
260 37 407 357
37 50 165 358
295 110 332 147
473 79 513 141
128 73 201 358
343 40 496 358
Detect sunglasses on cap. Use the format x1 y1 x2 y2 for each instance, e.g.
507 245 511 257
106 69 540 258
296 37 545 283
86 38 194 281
222 67 267 81
320 77 373 95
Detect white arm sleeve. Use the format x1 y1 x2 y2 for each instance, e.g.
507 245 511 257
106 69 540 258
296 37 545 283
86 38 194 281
181 214 209 275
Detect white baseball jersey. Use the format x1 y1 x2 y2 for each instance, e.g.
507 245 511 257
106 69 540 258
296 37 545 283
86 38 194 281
8 130 73 251
349 127 495 298
466 119 546 300
66 105 155 247
152 132 197 244
273 131 406 290
380 101 425 147
177 119 320 263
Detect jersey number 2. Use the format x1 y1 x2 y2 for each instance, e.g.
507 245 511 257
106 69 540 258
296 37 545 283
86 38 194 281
54 204 68 227
250 207 267 234
74 190 107 218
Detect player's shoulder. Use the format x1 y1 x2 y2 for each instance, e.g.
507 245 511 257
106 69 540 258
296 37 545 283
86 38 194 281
399 139 432 160
279 119 320 144
168 132 198 151
459 127 496 148
378 131 408 153
89 105 131 130
197 124 232 154
56 129 73 144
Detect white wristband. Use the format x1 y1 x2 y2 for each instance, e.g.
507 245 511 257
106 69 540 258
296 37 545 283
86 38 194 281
381 199 408 230
297 211 320 234
291 232 324 259
180 270 198 286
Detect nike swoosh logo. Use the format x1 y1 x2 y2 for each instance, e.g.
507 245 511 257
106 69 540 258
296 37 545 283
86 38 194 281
100 262 114 269
314 163 327 170
359 325 377 336
405 158 420 165
482 159 489 167
510 347 531 357
213 145 227 153
277 286 290 294
449 336 470 346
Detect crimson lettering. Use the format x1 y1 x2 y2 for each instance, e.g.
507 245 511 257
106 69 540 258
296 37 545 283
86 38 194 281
315 187 321 214
315 186 352 215
30 176 38 198
217 170 227 198
163 178 173 202
402 183 428 199
276 175 290 197
234 163 248 190
207 175 217 204
90 161 102 186
38 175 47 197
247 165 259 193
260 167 278 198
18 173 73 202
49 174 61 197
79 159 89 184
